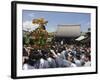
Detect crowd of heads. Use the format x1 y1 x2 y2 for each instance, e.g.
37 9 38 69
22 40 91 70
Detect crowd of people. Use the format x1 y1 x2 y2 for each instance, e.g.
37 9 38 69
22 41 91 70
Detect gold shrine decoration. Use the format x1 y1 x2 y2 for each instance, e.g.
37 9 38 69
32 18 48 25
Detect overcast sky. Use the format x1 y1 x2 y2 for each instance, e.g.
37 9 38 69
22 10 90 32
